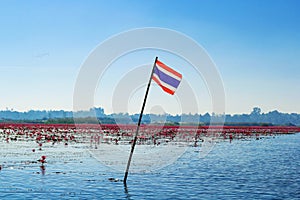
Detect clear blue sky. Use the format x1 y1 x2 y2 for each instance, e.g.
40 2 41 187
0 0 299 114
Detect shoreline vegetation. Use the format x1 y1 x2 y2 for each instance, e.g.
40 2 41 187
0 117 296 127
0 107 299 126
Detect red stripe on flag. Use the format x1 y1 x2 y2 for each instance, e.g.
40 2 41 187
156 60 182 78
152 76 175 95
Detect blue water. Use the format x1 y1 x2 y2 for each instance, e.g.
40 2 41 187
0 133 299 199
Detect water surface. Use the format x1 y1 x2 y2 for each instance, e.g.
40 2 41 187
0 133 299 199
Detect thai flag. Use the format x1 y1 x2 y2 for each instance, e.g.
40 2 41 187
152 60 182 95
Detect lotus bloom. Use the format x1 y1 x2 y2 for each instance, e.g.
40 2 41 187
38 156 47 165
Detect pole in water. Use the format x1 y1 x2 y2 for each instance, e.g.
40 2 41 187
123 57 158 184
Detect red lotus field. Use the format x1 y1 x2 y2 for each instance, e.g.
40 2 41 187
1 123 299 145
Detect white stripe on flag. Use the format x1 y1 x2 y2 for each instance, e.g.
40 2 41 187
156 64 182 81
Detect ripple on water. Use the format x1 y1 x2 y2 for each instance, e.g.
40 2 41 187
0 134 299 199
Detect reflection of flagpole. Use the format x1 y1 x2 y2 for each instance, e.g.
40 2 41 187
123 56 158 184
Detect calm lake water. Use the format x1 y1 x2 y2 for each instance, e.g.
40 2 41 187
0 133 299 199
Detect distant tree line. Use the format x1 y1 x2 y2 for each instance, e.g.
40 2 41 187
0 107 299 126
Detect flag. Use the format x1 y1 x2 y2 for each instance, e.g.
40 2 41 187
152 60 182 95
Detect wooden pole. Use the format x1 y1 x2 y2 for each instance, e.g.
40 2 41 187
123 57 158 184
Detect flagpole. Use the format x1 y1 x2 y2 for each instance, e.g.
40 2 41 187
123 56 158 184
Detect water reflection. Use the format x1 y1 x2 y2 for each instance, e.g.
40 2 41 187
40 165 46 176
123 182 132 200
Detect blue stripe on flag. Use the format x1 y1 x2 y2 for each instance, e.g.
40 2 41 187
153 66 181 88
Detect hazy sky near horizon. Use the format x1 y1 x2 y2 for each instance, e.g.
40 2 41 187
0 0 299 114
